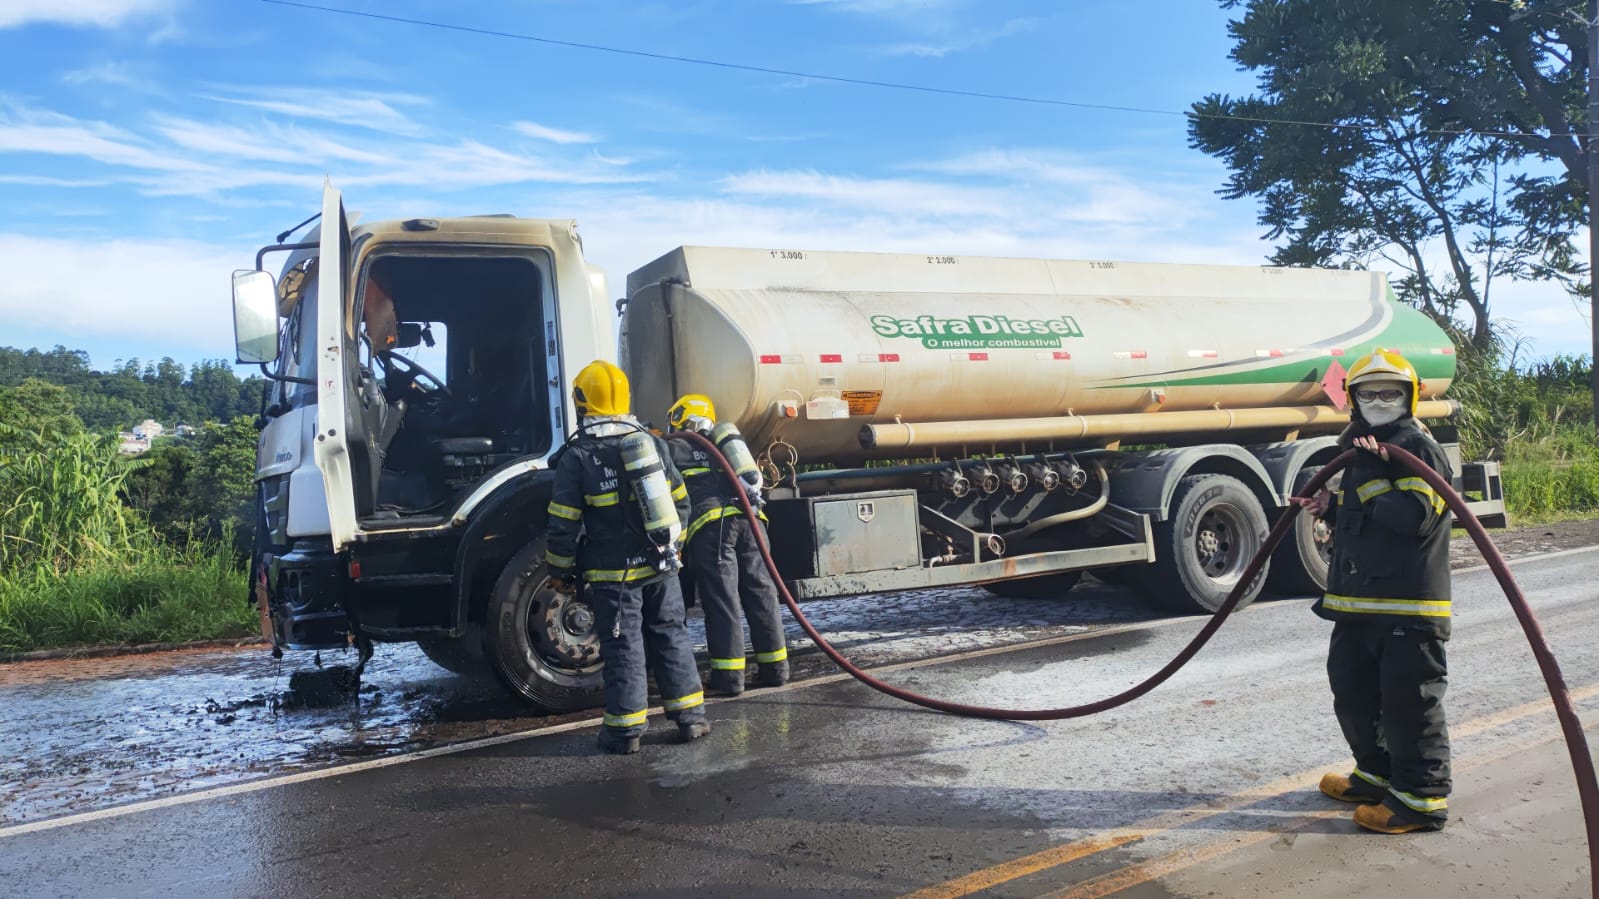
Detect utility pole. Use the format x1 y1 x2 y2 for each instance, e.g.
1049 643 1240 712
1591 0 1599 433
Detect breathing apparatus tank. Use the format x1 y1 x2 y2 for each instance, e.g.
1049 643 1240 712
710 421 764 507
619 431 683 572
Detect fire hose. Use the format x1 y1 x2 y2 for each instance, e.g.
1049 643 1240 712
668 431 1598 894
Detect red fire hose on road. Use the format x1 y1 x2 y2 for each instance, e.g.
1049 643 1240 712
669 431 1598 894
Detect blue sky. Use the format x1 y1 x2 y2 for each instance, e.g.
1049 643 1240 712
0 0 1591 372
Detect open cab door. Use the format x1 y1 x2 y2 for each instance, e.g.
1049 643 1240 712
312 180 378 551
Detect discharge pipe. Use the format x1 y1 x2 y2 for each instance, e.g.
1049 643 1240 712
669 432 1598 895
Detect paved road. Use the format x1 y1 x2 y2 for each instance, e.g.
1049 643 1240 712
2 548 1595 898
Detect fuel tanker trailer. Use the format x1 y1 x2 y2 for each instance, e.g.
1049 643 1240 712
621 245 1504 607
230 183 1504 711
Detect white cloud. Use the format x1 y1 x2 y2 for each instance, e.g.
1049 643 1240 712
789 0 962 17
197 87 431 136
0 234 243 353
0 100 646 198
0 0 175 29
513 121 599 144
61 61 157 90
880 17 1037 57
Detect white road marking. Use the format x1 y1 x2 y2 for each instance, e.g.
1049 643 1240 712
2 543 1592 839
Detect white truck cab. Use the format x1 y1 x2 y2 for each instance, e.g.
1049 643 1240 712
233 182 616 708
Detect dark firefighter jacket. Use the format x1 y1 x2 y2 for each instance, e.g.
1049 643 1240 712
1313 417 1454 639
545 424 690 585
665 431 764 545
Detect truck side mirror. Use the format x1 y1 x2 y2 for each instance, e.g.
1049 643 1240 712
232 270 281 364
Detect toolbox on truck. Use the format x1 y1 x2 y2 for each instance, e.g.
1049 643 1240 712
764 490 921 579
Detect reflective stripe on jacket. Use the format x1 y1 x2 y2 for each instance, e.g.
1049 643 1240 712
1313 418 1454 639
545 424 690 584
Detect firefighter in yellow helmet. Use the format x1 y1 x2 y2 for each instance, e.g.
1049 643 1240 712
545 361 709 754
1291 349 1454 833
664 393 789 695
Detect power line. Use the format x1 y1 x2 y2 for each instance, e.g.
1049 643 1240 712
259 0 1592 142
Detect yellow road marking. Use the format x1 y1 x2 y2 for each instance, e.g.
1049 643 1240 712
1040 714 1599 899
902 683 1599 899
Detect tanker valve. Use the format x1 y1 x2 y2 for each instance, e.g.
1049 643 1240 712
982 533 1006 558
1026 461 1061 491
995 462 1029 495
972 465 1003 495
936 468 972 499
1051 458 1089 492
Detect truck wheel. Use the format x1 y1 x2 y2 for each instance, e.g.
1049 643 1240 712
416 628 487 676
982 571 1084 599
483 539 604 711
1132 474 1269 614
1266 465 1334 596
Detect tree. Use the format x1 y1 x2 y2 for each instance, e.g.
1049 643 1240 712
0 379 84 439
1190 0 1591 352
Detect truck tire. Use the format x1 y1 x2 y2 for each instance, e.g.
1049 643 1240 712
982 571 1084 599
483 539 604 711
1131 473 1269 614
416 628 488 677
1266 464 1334 597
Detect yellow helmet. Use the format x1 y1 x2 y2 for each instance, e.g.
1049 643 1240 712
666 393 716 432
573 360 630 417
1345 348 1420 416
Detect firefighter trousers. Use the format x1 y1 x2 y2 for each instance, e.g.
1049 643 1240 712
589 577 706 738
690 514 787 673
1327 619 1451 823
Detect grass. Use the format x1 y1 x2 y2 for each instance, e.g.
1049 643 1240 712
1 428 254 654
0 543 254 654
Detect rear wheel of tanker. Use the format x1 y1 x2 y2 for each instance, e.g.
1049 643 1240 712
416 629 488 676
483 539 605 712
982 571 1084 599
1131 474 1269 614
1266 465 1334 597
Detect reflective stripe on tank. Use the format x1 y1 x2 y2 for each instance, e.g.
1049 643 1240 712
585 566 658 583
603 709 648 728
585 491 620 507
710 657 747 670
1356 479 1394 502
1390 789 1447 813
1323 594 1451 617
1396 477 1447 515
1353 768 1390 788
545 550 576 568
756 648 788 663
663 691 704 712
547 501 582 521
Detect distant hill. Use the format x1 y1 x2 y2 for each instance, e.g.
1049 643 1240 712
0 345 264 432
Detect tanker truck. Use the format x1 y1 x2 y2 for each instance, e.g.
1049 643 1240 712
230 182 1505 710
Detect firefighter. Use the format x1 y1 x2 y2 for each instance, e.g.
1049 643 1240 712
545 361 710 754
1291 349 1454 833
665 394 789 696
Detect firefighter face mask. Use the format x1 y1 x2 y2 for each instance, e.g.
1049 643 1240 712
1356 380 1408 427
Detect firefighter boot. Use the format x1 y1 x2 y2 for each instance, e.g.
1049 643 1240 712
707 668 745 696
677 720 711 743
1319 772 1387 804
757 660 790 688
596 727 641 755
1353 801 1445 834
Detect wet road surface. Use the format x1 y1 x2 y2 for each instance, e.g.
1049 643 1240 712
0 581 1168 825
3 547 1595 898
